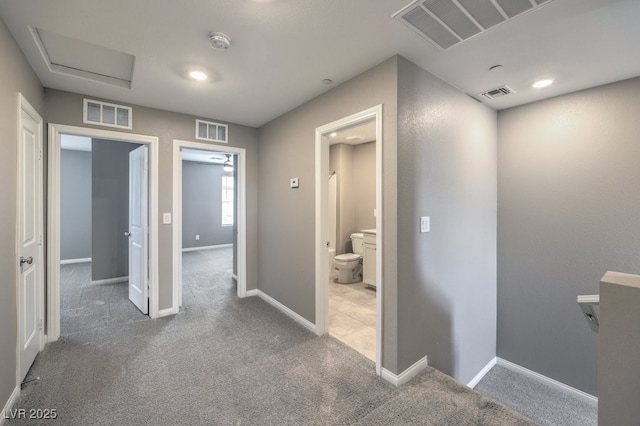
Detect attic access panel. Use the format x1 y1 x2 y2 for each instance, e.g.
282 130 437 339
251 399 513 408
32 27 135 89
394 0 553 50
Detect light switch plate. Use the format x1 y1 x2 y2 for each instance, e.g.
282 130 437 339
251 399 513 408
420 216 430 233
163 213 172 224
290 178 299 188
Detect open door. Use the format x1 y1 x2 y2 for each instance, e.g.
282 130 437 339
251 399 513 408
17 95 44 383
128 145 149 314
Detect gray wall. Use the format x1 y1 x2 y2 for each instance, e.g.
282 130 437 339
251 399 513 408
60 149 92 260
396 57 497 381
258 56 400 372
182 161 233 248
45 89 259 309
0 15 44 415
91 139 140 281
497 76 640 396
353 142 376 232
598 272 640 425
330 141 376 254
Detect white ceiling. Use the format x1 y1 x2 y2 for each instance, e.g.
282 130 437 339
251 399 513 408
1 0 638 128
329 120 376 146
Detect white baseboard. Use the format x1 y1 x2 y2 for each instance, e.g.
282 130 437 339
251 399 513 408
157 306 179 318
256 290 317 334
60 257 91 265
91 276 128 285
381 356 428 387
182 243 232 253
1 385 20 425
496 358 598 407
467 357 497 388
245 289 258 297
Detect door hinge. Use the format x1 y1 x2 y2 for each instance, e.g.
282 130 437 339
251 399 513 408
39 318 43 331
38 150 42 161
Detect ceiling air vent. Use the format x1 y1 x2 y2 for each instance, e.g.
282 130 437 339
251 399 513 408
394 0 554 50
480 85 514 100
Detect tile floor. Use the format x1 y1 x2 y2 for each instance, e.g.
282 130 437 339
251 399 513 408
328 279 377 361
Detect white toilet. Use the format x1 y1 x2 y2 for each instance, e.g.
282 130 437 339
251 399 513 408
333 233 364 284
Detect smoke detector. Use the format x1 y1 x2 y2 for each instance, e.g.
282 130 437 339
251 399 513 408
209 32 231 50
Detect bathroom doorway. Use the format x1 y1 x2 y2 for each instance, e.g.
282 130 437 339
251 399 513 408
315 105 383 375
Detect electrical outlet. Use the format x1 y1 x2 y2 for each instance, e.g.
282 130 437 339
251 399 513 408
290 178 299 188
163 213 172 224
195 234 200 240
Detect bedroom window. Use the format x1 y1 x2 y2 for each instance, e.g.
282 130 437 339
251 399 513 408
221 175 234 226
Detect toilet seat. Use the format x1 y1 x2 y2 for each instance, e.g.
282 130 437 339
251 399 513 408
334 253 360 262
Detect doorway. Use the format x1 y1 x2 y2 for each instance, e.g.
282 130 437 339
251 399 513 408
47 124 159 342
172 139 248 312
315 105 383 375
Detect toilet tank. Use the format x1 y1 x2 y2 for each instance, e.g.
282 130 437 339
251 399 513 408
350 233 364 255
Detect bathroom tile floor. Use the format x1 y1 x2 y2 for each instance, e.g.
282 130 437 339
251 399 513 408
329 279 377 361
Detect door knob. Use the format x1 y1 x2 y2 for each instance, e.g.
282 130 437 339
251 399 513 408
124 231 131 237
20 256 33 266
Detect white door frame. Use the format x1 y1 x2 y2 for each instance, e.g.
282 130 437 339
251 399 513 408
16 93 45 385
315 105 383 375
47 124 160 342
172 139 248 311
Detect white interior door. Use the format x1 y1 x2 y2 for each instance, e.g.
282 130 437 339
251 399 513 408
128 145 149 314
17 96 43 383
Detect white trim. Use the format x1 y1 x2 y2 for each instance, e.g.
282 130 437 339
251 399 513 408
381 356 429 387
315 105 384 376
48 124 160 342
16 93 45 391
157 306 179 317
257 290 317 334
1 385 20 425
60 257 91 265
496 358 598 407
90 276 128 285
173 140 247 311
467 357 497 388
245 289 258 297
181 243 232 253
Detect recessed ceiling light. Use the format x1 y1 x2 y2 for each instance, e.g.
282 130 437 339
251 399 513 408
189 71 208 81
533 79 553 88
330 132 337 137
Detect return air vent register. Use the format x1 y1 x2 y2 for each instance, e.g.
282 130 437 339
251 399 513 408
394 0 553 50
480 85 514 99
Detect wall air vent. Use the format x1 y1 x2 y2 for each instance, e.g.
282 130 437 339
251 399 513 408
83 99 132 129
480 85 514 100
196 119 228 143
394 0 553 50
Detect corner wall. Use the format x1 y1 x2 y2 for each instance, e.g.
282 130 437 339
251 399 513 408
497 76 640 396
396 57 498 382
258 56 400 372
0 15 44 416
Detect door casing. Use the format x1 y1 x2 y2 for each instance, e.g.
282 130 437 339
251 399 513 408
47 124 160 342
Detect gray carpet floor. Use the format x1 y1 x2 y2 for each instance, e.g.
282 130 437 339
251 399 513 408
475 365 597 426
10 248 535 425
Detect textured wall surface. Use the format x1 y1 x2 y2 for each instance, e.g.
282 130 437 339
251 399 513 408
182 161 234 248
45 89 259 308
497 76 640 396
258 56 399 372
61 150 92 260
91 139 140 281
396 57 497 380
0 15 44 416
